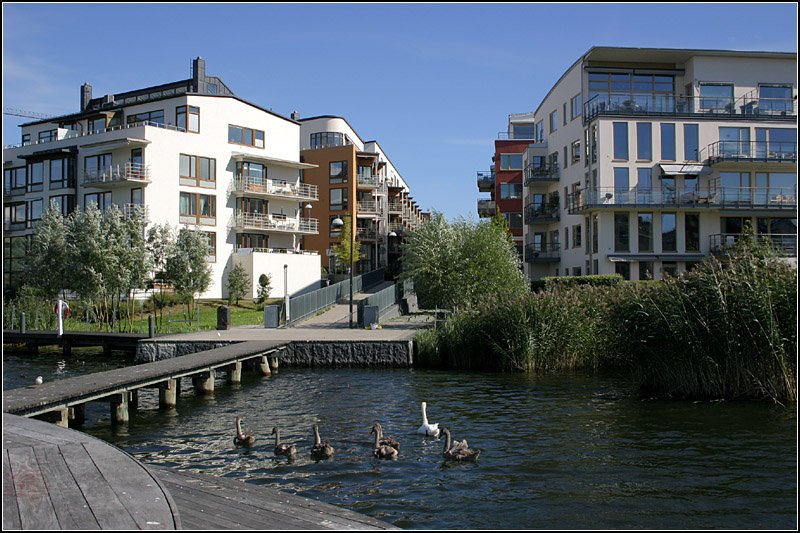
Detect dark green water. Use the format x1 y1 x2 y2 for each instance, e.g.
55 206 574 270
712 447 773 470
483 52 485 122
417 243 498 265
3 348 797 529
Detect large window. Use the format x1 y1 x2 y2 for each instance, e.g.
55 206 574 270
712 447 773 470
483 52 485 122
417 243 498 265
570 94 582 120
84 191 112 212
614 168 630 203
330 161 348 183
684 124 699 161
636 123 651 160
637 168 652 202
500 154 523 170
4 202 27 230
180 154 217 187
179 192 216 224
84 153 112 179
758 84 794 114
588 72 674 112
26 161 44 192
661 123 676 160
614 213 629 252
613 122 628 160
88 116 107 134
661 213 677 252
127 109 165 125
229 124 264 148
549 111 558 133
237 161 266 184
49 195 76 217
4 167 26 194
310 132 345 149
504 212 523 229
685 213 700 252
719 171 751 203
177 106 200 133
50 158 75 189
719 127 750 157
638 213 653 252
754 128 796 159
699 83 734 112
329 188 348 211
500 182 523 199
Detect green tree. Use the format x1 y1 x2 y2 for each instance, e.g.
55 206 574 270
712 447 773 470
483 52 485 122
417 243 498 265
146 223 175 328
256 273 273 306
28 201 69 300
400 212 529 311
332 216 361 273
165 226 212 313
226 263 251 305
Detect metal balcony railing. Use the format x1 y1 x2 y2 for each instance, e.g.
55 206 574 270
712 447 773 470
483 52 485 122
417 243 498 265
356 175 380 188
233 176 319 201
705 141 797 164
524 203 560 223
82 163 151 186
710 233 797 257
477 170 495 191
567 186 797 213
357 201 380 215
524 242 561 262
524 165 559 185
233 212 319 234
477 199 496 217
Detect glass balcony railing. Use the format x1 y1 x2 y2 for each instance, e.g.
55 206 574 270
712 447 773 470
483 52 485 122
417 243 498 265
710 233 797 257
524 203 560 224
477 199 496 217
706 141 797 163
524 242 560 262
524 165 559 185
477 170 495 191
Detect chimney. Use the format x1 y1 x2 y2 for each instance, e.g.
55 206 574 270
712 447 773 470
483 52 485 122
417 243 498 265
291 111 300 121
192 56 206 92
81 83 92 112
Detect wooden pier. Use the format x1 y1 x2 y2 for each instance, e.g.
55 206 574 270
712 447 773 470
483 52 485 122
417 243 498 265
3 330 148 356
3 340 287 427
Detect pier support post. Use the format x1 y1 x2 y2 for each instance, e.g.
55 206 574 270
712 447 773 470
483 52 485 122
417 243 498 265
193 370 216 395
55 407 69 428
270 354 279 370
227 362 242 384
110 394 129 425
69 403 86 427
128 390 139 411
159 379 178 409
258 356 272 376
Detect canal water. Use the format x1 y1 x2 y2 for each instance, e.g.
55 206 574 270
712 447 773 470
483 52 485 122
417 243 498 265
3 348 797 530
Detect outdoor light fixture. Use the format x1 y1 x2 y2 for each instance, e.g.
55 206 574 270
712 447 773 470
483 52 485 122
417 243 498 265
331 216 354 328
605 193 614 200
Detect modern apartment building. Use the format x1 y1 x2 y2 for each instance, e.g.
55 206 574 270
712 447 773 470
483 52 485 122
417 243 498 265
298 116 427 278
516 47 797 281
476 115 531 258
3 57 322 299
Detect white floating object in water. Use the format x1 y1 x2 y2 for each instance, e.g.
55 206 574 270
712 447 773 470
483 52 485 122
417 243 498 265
35 376 43 386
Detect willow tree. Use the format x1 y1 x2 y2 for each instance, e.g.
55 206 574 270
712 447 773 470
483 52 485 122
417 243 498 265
400 212 528 311
165 226 212 314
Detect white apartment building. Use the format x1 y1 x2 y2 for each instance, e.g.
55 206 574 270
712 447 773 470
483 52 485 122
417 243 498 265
520 47 797 281
3 57 321 299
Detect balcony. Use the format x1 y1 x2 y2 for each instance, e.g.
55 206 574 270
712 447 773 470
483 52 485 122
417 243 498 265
477 199 496 217
524 243 560 263
82 163 151 188
232 176 319 202
567 186 797 213
706 141 797 166
356 227 379 241
477 170 495 192
233 212 318 234
583 93 797 123
710 233 797 257
524 165 559 186
388 201 406 214
357 200 380 217
524 203 560 224
356 174 380 189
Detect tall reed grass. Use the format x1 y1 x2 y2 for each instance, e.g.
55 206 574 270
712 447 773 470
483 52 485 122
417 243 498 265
414 236 797 403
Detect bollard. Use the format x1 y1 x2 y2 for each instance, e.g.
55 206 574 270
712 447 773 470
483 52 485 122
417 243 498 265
148 315 155 338
217 306 230 330
20 312 26 334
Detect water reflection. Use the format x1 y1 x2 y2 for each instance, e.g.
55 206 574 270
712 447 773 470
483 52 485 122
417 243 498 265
2 351 796 530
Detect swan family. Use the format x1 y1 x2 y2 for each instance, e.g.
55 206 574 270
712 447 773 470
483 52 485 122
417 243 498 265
233 402 480 463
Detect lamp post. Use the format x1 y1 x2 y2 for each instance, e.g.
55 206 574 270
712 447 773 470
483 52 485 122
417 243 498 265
331 215 354 328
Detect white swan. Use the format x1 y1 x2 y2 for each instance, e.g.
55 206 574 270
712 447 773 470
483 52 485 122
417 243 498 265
417 401 440 437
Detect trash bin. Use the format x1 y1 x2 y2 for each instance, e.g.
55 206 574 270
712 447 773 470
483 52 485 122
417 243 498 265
361 305 379 328
217 306 230 330
264 305 280 328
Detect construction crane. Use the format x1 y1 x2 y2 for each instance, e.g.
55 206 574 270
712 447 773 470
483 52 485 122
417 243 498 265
3 107 56 120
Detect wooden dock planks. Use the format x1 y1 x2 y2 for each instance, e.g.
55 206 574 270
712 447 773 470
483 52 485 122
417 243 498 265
2 415 180 530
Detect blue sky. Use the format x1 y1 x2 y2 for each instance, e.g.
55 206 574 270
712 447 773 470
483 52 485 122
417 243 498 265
2 3 797 220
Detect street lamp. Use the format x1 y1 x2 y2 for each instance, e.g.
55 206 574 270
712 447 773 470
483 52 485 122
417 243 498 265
331 215 354 328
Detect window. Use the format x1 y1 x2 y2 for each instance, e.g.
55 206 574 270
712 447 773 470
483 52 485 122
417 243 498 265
330 161 348 183
588 72 675 113
49 158 75 189
180 154 216 187
38 129 57 143
571 140 581 163
500 183 522 199
504 212 523 229
639 261 654 280
636 123 652 160
685 213 700 252
84 191 112 212
563 227 569 250
511 123 535 139
84 153 112 181
126 109 165 125
329 216 343 238
755 172 795 204
4 202 27 230
28 199 43 227
131 188 143 205
570 94 582 120
614 168 630 203
4 167 27 194
26 161 44 192
229 124 264 148
205 232 217 262
699 83 734 112
549 110 558 133
614 213 629 252
592 215 598 254
684 124 699 161
572 224 582 248
179 192 216 224
4 236 29 282
238 233 269 250
500 154 523 170
719 171 751 203
49 195 75 217
638 213 653 252
329 188 348 211
22 133 31 146
613 122 628 160
661 262 678 278
758 84 794 114
661 213 677 252
88 116 107 134
535 121 544 142
755 128 796 159
237 161 266 186
311 132 345 149
637 168 652 202
661 123 676 160
615 262 630 280
572 266 582 277
589 125 597 163
177 105 200 133
719 127 750 157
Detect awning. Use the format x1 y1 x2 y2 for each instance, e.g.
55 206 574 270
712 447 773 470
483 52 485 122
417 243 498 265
18 146 78 160
81 137 151 152
608 254 705 263
659 164 711 176
231 152 317 170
